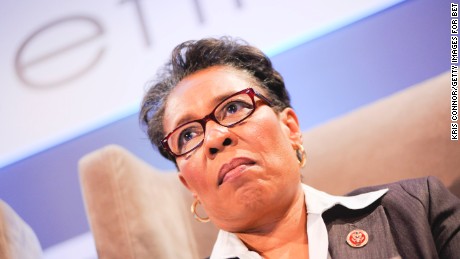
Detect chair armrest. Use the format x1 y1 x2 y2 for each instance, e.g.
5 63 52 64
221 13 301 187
0 200 43 259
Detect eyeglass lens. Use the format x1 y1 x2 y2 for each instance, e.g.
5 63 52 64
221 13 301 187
168 92 255 155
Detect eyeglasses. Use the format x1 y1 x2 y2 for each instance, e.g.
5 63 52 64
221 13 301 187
161 88 273 157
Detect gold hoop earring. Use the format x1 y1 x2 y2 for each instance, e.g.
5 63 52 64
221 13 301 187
295 143 307 168
191 199 210 223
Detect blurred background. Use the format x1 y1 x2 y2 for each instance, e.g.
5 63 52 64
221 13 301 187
0 0 449 257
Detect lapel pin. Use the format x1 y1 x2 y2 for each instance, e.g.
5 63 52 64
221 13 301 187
346 229 369 248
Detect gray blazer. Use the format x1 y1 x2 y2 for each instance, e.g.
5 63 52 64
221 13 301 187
324 176 460 259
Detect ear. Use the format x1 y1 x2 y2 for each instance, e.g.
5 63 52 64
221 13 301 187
279 108 302 147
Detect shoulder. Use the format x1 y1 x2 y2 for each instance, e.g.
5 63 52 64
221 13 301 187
348 176 446 200
347 176 444 214
349 176 459 218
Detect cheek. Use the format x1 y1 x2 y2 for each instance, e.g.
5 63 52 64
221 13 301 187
247 113 296 167
248 111 289 149
178 158 210 193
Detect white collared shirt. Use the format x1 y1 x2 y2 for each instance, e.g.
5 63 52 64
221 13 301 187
210 183 388 259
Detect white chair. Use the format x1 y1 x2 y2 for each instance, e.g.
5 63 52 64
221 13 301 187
79 72 460 259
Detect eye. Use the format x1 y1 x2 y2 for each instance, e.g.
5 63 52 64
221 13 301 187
178 129 196 148
176 125 203 152
226 102 243 114
180 129 195 142
219 100 252 120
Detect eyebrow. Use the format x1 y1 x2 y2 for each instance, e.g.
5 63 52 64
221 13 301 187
171 90 237 130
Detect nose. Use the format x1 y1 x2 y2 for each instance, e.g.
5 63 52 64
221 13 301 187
203 121 235 158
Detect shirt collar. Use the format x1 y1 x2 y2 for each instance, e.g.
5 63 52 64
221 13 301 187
210 183 388 259
302 184 388 214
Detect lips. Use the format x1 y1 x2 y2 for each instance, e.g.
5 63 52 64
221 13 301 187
218 157 255 186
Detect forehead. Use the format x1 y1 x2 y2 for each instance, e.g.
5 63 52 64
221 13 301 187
163 66 262 132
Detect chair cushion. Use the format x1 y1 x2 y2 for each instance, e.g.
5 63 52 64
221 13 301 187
79 71 459 259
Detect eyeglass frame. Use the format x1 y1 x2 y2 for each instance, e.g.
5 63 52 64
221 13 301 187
161 87 274 157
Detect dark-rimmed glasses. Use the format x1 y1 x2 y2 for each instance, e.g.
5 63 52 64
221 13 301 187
161 88 273 157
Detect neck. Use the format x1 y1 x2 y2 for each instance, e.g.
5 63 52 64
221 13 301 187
236 185 309 259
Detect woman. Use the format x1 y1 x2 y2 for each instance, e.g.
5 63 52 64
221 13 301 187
140 37 460 259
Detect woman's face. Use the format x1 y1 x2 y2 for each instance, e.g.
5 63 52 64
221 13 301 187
163 66 303 232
